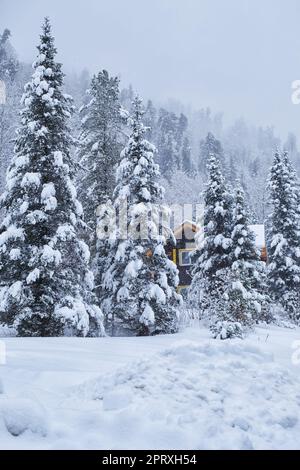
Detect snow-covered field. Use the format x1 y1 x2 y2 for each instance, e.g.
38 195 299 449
1 324 300 450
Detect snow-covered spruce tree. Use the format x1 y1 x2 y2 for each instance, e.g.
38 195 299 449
282 150 300 246
198 132 224 176
267 150 300 322
181 136 193 176
0 28 21 193
227 155 238 186
0 18 104 337
143 99 157 141
102 96 181 336
189 155 233 320
77 70 123 252
77 70 125 304
0 29 18 82
224 183 269 328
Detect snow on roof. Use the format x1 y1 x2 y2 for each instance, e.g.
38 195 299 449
181 219 196 226
173 220 199 237
172 221 266 248
249 224 265 248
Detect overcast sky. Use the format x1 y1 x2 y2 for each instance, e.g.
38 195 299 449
1 0 300 139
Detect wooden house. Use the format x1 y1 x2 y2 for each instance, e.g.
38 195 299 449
165 221 267 297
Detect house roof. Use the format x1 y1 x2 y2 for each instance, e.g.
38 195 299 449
173 220 200 238
172 221 266 248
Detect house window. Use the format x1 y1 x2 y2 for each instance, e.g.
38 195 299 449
179 250 192 266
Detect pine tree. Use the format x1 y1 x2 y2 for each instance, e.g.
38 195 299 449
267 151 300 322
77 70 123 254
120 84 134 112
155 109 190 178
0 29 18 82
226 183 268 327
64 68 91 142
249 157 260 178
228 155 238 185
282 151 300 252
156 109 178 178
181 136 193 175
143 99 157 141
189 155 233 318
0 28 21 193
0 18 104 337
102 96 181 336
198 132 224 176
176 113 188 167
284 133 300 167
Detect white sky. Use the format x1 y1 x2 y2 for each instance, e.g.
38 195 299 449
1 0 300 139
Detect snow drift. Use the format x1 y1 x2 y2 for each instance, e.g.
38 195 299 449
74 339 300 450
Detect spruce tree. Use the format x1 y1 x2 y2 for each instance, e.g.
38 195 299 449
189 155 233 318
181 136 193 175
226 184 268 327
0 18 104 337
143 99 157 141
198 132 224 176
156 108 178 179
155 109 190 179
176 113 188 168
77 70 124 305
77 70 123 247
102 96 181 336
267 150 300 322
0 28 21 193
228 155 238 185
0 29 18 82
120 84 134 112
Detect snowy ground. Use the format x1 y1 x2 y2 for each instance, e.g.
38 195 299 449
1 324 300 450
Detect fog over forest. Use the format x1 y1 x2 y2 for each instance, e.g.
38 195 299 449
2 0 300 222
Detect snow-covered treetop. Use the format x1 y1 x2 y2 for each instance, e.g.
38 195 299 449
267 150 299 237
16 17 73 170
0 28 18 81
232 183 260 263
115 96 163 208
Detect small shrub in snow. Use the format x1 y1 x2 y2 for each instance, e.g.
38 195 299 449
210 320 244 340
